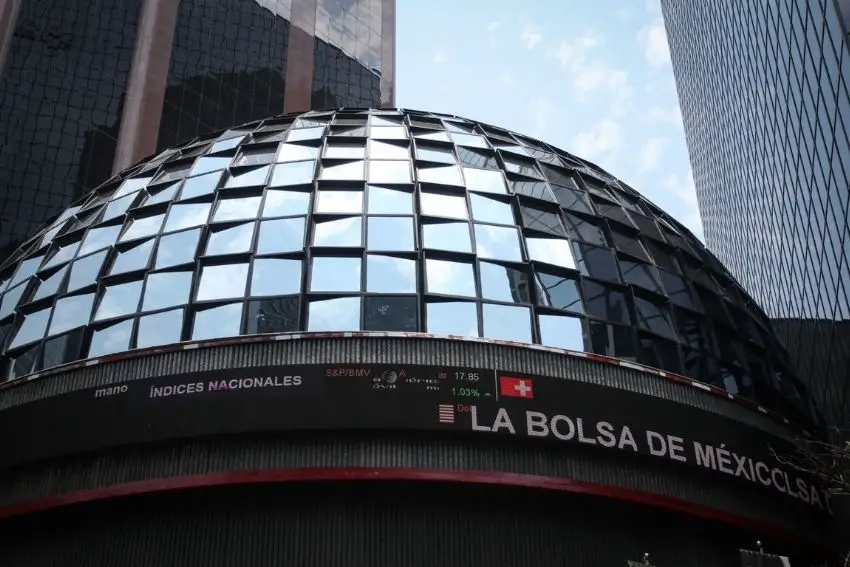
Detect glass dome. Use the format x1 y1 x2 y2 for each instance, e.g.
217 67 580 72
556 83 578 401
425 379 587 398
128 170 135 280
0 108 817 425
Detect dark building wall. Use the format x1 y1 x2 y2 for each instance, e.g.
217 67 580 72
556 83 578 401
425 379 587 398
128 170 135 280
661 0 850 427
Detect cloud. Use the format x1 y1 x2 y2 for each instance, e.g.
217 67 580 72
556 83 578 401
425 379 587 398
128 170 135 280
648 105 682 126
662 169 704 241
519 15 543 50
639 137 667 173
529 98 553 139
638 18 671 68
571 119 622 163
432 50 449 64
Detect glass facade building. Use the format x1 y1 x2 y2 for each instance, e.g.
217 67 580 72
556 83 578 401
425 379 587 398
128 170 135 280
0 108 819 428
661 0 850 427
0 0 395 260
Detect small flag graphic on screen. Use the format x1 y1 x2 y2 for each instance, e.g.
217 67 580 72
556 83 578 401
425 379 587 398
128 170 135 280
438 404 455 424
500 376 534 399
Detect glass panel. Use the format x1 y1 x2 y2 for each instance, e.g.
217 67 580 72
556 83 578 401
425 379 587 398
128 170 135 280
426 301 478 336
88 319 133 357
179 171 223 200
574 243 621 282
366 255 417 293
419 192 468 219
621 261 663 293
262 190 311 217
246 297 300 334
313 217 362 247
308 297 361 331
482 303 532 342
120 213 166 242
156 229 201 268
320 161 365 180
469 194 514 225
324 143 365 159
114 176 152 199
276 143 320 162
521 206 567 236
463 167 508 195
209 135 244 153
474 224 522 262
205 223 255 256
425 259 475 297
365 214 415 251
526 237 576 270
634 297 676 339
422 222 471 253
95 280 144 321
270 161 316 186
0 283 27 319
43 241 82 270
48 293 95 336
369 140 409 159
369 160 412 183
196 263 249 301
456 147 499 169
192 303 243 341
479 262 531 303
564 213 606 245
311 257 361 292
536 271 583 312
251 258 302 296
10 256 44 287
539 314 584 350
367 186 412 214
32 266 69 301
213 196 262 221
79 224 122 256
9 308 51 349
417 165 463 186
67 251 107 292
110 239 154 275
256 218 306 254
364 296 418 331
164 203 211 232
224 166 270 189
316 190 363 214
142 271 193 311
416 146 455 164
583 280 630 324
39 329 83 370
451 133 490 148
287 126 324 142
370 126 407 139
137 308 184 348
189 156 232 177
101 192 138 221
234 147 276 167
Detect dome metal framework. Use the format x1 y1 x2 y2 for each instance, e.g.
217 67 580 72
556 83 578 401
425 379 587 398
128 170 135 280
0 108 817 426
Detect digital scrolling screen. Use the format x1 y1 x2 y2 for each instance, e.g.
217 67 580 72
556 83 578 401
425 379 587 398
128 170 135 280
0 364 831 514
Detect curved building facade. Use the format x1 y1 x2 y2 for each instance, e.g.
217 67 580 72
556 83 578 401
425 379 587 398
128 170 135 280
0 109 834 565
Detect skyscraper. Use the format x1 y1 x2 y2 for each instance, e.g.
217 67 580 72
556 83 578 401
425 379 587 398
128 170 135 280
661 0 850 427
0 0 396 259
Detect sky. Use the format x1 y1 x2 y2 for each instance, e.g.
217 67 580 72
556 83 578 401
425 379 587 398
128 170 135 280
395 0 703 241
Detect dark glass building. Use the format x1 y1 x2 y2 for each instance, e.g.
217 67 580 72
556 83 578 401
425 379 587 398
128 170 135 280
0 0 396 260
661 0 850 428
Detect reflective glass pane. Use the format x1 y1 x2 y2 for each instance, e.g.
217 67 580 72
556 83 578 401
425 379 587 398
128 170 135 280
10 256 44 287
536 271 583 312
308 297 361 331
39 329 82 369
367 186 412 214
539 314 584 350
192 303 243 341
9 308 51 349
142 271 193 311
463 167 508 195
88 319 133 357
522 206 567 236
311 257 361 292
114 176 152 199
287 126 324 141
474 224 522 261
101 192 137 221
270 161 316 186
95 280 143 321
324 144 365 159
156 229 201 268
419 192 468 219
469 194 514 224
165 203 211 232
0 283 27 319
251 258 302 296
234 147 276 167
366 255 417 293
276 143 320 162
120 213 166 242
370 126 407 139
422 222 471 253
426 301 479 336
425 259 475 297
209 135 244 153
189 156 232 176
224 165 271 188
451 133 490 148
316 190 363 214
369 160 412 183
256 217 305 254
262 190 311 217
416 146 455 164
246 297 300 334
196 263 249 301
320 161 365 180
205 223 255 256
482 303 532 342
313 217 362 247
574 243 620 282
49 293 95 336
110 239 154 275
43 241 82 270
180 171 223 200
480 262 531 303
417 165 463 186
526 237 576 270
364 296 418 331
79 224 122 255
369 140 409 159
32 266 69 301
67 251 107 292
416 131 451 143
368 217 415 251
213 196 262 221
137 308 184 348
